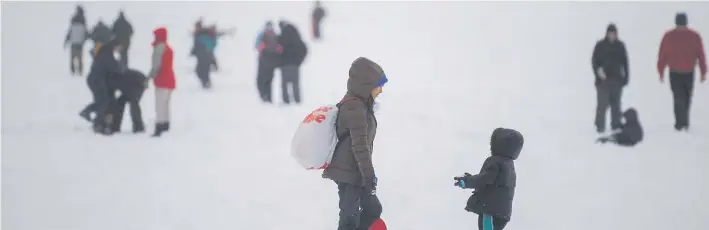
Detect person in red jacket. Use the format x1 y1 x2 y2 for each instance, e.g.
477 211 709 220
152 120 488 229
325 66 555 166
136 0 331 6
147 27 175 137
657 13 706 131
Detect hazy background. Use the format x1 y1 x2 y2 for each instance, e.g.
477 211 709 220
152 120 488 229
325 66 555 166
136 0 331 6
2 1 709 230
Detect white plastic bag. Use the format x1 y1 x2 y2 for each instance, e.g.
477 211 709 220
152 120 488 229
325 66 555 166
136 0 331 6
291 105 340 170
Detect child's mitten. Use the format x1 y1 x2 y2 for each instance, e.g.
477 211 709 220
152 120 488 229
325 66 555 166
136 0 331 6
453 173 472 188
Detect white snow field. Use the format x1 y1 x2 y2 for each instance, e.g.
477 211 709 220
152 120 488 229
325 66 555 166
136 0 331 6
2 1 709 230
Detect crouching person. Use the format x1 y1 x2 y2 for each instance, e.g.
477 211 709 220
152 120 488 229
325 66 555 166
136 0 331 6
109 68 146 133
454 128 524 230
147 27 176 137
596 108 643 146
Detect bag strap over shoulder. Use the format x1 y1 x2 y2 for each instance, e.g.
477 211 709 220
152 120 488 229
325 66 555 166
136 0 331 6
334 96 361 142
336 96 361 108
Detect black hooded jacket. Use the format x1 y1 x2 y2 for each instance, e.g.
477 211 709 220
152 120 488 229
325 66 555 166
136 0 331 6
612 108 643 146
278 21 308 66
461 128 523 221
71 6 86 25
112 13 133 45
591 25 629 86
88 40 124 80
91 22 114 44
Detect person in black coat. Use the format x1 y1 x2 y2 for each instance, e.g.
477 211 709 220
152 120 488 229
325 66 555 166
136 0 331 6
597 108 643 146
111 11 134 66
108 68 146 133
277 20 308 104
255 21 283 103
311 1 326 40
454 128 524 230
90 20 114 56
79 39 125 135
70 5 86 26
592 23 629 133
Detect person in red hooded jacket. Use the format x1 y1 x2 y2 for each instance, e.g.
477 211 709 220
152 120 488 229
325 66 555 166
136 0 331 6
146 27 175 137
657 13 707 131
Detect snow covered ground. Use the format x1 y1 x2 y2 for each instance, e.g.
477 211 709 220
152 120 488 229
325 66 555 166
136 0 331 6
2 1 709 230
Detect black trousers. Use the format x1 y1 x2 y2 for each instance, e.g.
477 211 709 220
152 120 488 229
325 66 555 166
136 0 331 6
111 88 145 131
337 182 382 230
256 60 276 102
196 56 212 88
84 76 112 127
669 71 695 129
280 65 301 104
119 42 130 66
595 79 624 131
313 21 322 39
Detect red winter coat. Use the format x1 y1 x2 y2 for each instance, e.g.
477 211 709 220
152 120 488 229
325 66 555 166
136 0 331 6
657 27 707 78
152 27 176 89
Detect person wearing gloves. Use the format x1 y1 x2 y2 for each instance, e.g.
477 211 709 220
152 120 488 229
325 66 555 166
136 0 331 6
591 23 629 134
146 27 176 137
453 128 524 230
64 7 89 76
322 57 388 230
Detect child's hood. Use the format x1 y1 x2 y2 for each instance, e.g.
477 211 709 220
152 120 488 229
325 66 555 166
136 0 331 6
490 128 524 160
623 108 639 123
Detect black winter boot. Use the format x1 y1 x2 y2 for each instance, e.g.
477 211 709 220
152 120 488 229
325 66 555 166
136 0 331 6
79 110 92 122
164 122 170 132
133 123 146 133
152 123 167 137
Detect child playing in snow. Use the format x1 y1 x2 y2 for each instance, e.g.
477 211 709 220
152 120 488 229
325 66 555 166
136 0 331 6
453 128 524 230
596 107 643 146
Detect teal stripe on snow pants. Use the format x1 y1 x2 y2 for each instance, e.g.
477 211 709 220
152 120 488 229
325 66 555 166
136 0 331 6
482 215 494 230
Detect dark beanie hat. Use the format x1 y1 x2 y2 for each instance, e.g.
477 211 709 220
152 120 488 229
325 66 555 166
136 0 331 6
675 13 688 26
606 23 617 33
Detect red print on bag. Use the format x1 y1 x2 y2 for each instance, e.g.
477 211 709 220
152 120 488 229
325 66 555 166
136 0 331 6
302 106 333 124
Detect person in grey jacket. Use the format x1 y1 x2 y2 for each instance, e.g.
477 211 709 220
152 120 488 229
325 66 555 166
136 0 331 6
64 15 89 76
454 128 524 230
322 57 387 230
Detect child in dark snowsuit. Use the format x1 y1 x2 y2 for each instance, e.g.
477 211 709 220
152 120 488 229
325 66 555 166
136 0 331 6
596 108 643 146
454 128 524 230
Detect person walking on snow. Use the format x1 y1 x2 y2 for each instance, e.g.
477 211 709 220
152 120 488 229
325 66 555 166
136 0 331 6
278 20 308 105
146 27 176 137
657 13 707 132
311 1 326 41
322 57 388 230
591 23 629 133
64 6 89 76
255 21 283 103
111 10 134 66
